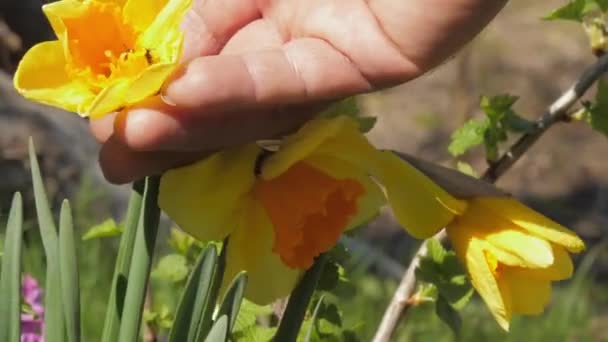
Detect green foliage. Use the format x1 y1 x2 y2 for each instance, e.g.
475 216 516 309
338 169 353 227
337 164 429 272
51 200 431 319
456 161 479 178
449 95 533 160
152 254 190 283
318 97 377 133
0 193 23 342
577 79 608 137
82 218 122 241
415 239 473 334
544 0 607 22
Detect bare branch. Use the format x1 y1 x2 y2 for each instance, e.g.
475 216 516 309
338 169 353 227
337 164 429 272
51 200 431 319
372 52 608 342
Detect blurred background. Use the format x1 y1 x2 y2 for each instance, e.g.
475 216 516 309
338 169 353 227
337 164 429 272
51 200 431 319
1 0 607 341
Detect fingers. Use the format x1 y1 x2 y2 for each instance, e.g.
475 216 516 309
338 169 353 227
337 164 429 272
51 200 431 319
99 137 210 184
165 38 371 112
181 0 261 60
368 0 507 71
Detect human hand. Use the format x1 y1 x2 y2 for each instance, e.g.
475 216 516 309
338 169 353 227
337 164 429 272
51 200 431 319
91 0 507 183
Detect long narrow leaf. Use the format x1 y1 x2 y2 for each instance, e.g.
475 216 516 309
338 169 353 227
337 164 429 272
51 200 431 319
29 139 65 342
101 180 145 342
59 201 81 342
216 272 247 334
117 176 161 342
274 254 328 342
168 246 217 342
204 315 228 342
194 240 229 341
0 193 23 342
304 295 326 342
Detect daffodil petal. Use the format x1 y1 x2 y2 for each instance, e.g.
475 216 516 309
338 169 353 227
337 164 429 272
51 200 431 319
374 151 467 238
13 41 95 114
138 0 190 56
467 239 512 331
159 144 260 241
262 117 353 180
86 79 131 117
503 268 552 315
222 198 301 305
515 244 574 281
303 155 386 230
42 0 85 40
123 0 169 33
478 198 585 253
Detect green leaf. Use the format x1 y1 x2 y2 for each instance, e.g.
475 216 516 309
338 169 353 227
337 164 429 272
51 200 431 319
233 325 276 342
356 116 377 133
82 219 122 241
319 97 359 119
426 238 447 264
169 245 217 342
59 201 81 342
544 0 588 21
435 297 462 334
204 315 229 342
30 139 65 342
101 180 145 342
152 254 189 283
455 161 479 178
217 272 248 333
0 193 23 342
233 300 272 332
597 0 608 10
588 79 608 136
448 119 489 156
117 176 161 342
503 111 535 133
305 295 326 342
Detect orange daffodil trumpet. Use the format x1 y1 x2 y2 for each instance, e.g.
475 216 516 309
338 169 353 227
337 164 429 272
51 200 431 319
158 116 468 305
14 0 191 117
445 198 585 330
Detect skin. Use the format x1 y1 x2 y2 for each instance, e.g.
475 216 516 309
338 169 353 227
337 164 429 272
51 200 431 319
90 0 508 183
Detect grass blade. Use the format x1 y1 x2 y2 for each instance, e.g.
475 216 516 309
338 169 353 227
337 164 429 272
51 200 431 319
204 315 228 342
194 240 228 341
29 139 65 342
216 272 247 334
304 295 326 342
59 200 81 342
274 253 328 342
101 180 145 342
117 176 161 342
168 246 217 342
0 193 24 342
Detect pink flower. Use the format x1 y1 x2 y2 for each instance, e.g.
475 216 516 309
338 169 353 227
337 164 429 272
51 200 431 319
21 274 44 342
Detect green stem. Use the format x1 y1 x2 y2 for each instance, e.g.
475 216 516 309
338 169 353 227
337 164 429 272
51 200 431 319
274 254 328 342
117 176 161 342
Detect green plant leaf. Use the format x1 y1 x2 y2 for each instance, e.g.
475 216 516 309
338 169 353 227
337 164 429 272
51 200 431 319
152 254 189 283
448 119 489 156
435 296 462 334
455 161 479 178
117 176 161 342
217 272 248 333
356 116 377 133
29 139 65 342
101 180 145 342
319 97 359 119
426 238 447 264
544 0 588 21
305 295 326 342
204 315 229 342
59 201 81 342
82 219 122 241
0 193 23 342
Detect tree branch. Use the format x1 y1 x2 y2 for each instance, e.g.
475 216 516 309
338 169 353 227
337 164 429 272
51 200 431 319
372 52 608 342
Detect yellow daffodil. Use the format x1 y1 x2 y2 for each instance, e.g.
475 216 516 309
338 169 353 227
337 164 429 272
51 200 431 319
14 0 191 117
159 116 468 304
446 198 585 330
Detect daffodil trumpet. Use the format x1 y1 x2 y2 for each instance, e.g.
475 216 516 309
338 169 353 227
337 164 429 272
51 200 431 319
14 0 191 117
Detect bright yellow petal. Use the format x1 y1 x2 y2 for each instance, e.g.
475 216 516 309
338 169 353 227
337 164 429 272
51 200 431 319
222 198 301 305
42 0 85 40
262 117 354 180
158 144 260 241
478 198 585 253
374 152 467 238
515 244 574 281
485 225 554 269
467 239 512 331
138 0 190 56
87 63 177 118
13 41 95 114
303 155 386 229
503 268 552 315
123 0 169 33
